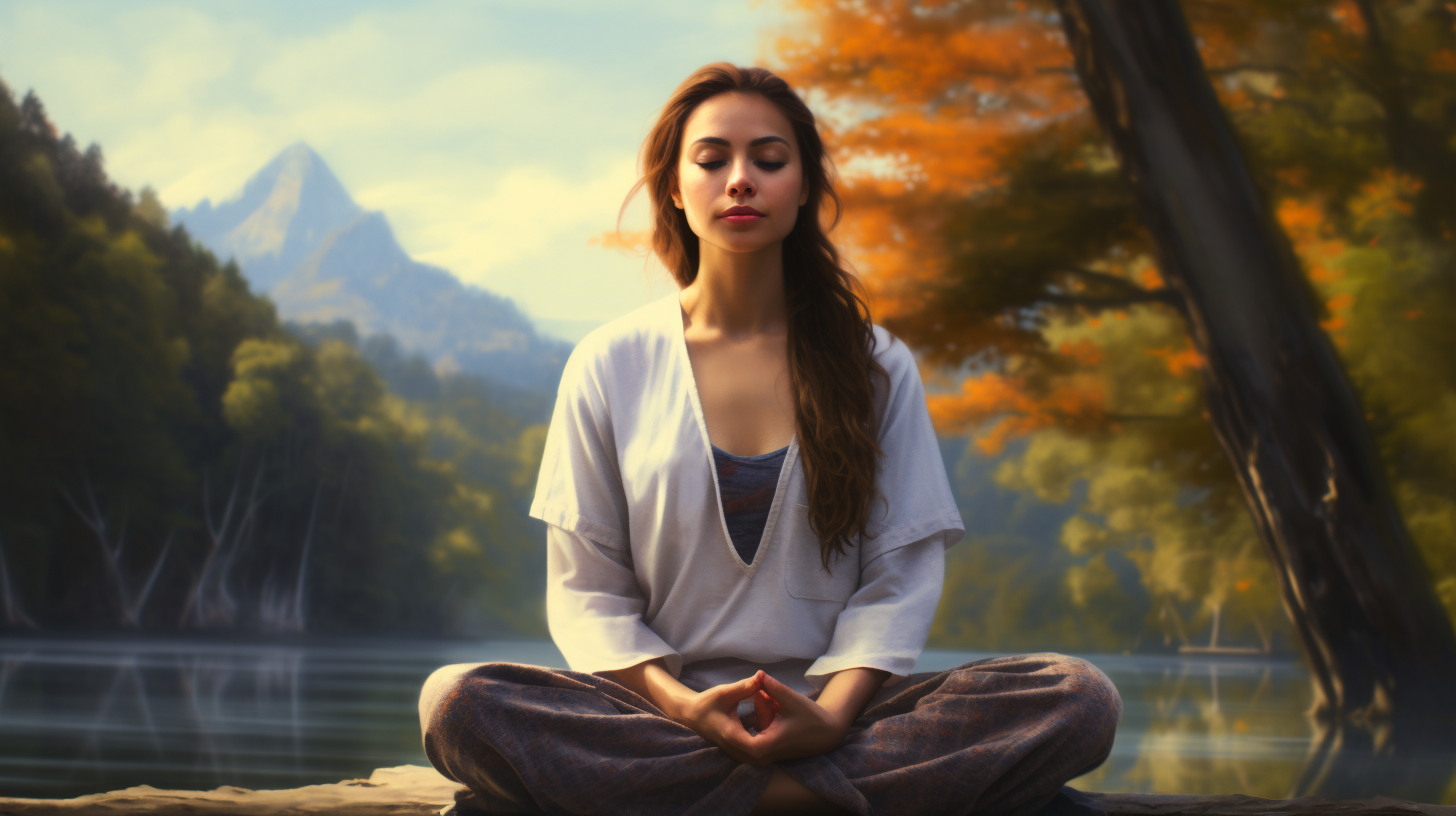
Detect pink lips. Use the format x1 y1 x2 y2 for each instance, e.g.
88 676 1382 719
720 205 765 222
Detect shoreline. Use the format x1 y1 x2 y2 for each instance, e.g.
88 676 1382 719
0 766 1451 816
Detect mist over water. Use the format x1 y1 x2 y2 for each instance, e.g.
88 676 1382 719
0 639 1451 804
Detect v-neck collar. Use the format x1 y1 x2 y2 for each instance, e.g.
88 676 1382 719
671 292 798 578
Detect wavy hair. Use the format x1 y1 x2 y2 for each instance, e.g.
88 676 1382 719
623 63 887 570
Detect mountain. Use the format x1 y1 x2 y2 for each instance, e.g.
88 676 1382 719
172 143 569 392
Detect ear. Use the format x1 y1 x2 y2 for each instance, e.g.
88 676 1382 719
671 184 684 210
799 185 809 207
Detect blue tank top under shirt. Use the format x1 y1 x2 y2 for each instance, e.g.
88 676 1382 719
711 443 789 564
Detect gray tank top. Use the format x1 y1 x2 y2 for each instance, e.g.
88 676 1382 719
711 443 789 564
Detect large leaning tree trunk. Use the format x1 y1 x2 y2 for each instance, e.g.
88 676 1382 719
1054 0 1456 720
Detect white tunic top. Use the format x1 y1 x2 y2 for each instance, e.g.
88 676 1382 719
529 292 965 698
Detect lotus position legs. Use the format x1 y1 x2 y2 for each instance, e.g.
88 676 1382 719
419 652 1121 816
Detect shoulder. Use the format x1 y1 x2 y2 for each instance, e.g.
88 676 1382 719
558 294 677 396
869 323 919 386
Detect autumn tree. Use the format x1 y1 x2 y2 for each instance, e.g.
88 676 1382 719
772 0 1456 716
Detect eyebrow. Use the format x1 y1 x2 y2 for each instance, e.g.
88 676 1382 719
690 136 791 148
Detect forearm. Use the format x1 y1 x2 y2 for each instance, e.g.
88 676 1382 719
813 666 890 730
598 657 696 721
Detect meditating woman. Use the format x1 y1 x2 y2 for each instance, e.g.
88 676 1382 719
418 63 1122 816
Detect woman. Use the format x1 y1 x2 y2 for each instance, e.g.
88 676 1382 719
419 63 1121 816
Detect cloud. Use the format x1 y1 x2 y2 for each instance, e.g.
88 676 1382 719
353 153 672 322
0 0 778 324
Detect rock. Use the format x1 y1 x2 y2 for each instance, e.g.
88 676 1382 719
0 767 1451 816
0 765 464 815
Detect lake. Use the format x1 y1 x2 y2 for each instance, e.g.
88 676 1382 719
0 637 1452 804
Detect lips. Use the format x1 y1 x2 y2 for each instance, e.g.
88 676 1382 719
720 205 766 218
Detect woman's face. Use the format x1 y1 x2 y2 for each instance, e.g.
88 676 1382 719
672 92 809 257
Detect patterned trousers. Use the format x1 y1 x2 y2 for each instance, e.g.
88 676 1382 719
418 653 1122 816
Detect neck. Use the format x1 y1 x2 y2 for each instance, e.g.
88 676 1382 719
681 239 787 338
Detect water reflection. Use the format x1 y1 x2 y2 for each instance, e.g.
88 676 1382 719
0 637 562 799
0 639 1452 804
1024 653 1456 804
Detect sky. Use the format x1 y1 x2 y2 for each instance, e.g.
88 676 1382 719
0 0 796 340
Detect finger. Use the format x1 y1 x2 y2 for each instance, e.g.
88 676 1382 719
735 672 765 696
739 719 787 764
718 719 770 763
757 672 811 709
751 688 777 731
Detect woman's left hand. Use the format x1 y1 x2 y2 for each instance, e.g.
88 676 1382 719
734 670 848 765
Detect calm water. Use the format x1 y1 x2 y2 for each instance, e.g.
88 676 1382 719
0 637 1452 804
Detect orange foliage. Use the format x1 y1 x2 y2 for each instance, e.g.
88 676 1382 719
1320 294 1354 335
1331 0 1366 36
770 0 1365 448
774 0 1088 324
1351 170 1423 232
928 371 1107 455
1148 346 1204 376
1278 196 1357 289
1276 198 1325 244
1058 339 1104 366
588 229 651 255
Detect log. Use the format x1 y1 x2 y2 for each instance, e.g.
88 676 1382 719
0 766 1451 816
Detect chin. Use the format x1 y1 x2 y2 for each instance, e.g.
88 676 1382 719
711 230 794 255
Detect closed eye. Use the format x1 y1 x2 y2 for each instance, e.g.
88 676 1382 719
693 160 787 171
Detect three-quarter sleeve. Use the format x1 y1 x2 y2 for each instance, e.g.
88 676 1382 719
860 333 967 564
546 523 683 677
802 535 946 691
529 341 631 551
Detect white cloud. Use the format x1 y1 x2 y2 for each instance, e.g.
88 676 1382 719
0 0 781 325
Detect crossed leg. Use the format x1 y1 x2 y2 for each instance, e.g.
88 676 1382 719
420 653 1121 816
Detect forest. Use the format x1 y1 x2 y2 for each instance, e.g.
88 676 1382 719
0 79 548 637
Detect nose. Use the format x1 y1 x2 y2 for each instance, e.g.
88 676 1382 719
727 162 755 198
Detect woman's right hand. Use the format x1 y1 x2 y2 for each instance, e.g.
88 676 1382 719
670 674 776 764
599 659 782 764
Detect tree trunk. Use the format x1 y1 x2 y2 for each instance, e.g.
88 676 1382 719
1054 0 1456 719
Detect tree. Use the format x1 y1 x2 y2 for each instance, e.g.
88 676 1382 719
773 0 1456 717
1054 0 1456 719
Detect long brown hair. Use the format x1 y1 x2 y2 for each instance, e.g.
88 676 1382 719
625 63 887 570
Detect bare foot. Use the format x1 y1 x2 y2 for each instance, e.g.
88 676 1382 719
747 769 850 815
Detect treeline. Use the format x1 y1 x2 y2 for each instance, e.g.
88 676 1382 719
0 78 548 637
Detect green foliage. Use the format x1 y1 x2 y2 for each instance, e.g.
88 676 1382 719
929 438 1154 653
0 78 547 636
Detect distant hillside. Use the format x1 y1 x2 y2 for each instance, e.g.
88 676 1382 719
173 144 570 392
0 82 546 637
